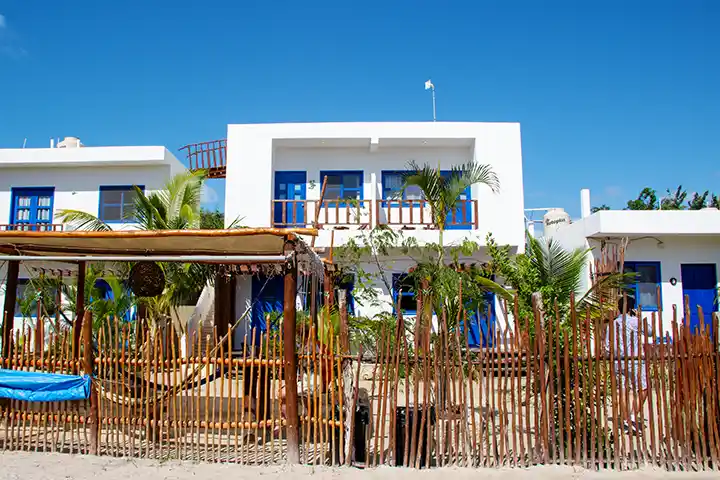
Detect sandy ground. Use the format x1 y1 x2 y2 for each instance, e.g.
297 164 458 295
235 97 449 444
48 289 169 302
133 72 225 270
0 452 717 480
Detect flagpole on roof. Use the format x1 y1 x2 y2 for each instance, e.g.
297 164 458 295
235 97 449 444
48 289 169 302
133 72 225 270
425 79 436 121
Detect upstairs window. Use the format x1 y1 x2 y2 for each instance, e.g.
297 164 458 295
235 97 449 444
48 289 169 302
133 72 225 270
623 261 661 311
99 186 143 223
10 188 55 230
381 171 424 201
319 171 363 205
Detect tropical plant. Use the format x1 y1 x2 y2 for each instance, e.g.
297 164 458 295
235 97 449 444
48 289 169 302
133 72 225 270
57 170 245 336
688 191 710 210
660 185 687 210
625 187 658 210
591 204 610 213
486 233 632 328
400 161 499 259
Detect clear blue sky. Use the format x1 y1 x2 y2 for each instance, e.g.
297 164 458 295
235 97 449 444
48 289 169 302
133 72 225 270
1 0 718 216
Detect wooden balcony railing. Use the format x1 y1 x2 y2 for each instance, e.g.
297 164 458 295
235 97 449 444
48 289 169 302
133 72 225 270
0 224 64 232
180 139 227 178
271 200 373 229
376 199 478 229
270 199 479 230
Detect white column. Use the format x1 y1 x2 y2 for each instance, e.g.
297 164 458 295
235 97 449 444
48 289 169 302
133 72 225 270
580 189 591 218
370 172 377 228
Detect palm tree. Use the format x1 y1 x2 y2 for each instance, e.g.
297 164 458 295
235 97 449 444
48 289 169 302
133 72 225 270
57 170 243 336
58 170 208 231
400 161 499 260
487 233 632 329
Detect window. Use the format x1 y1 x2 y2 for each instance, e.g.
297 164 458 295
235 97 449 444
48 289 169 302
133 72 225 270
99 186 143 222
381 171 424 202
392 273 417 313
10 188 55 230
623 261 661 311
319 171 363 205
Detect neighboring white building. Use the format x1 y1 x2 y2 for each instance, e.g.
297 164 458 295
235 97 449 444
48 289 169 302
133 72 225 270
190 122 526 344
546 189 720 336
0 138 185 328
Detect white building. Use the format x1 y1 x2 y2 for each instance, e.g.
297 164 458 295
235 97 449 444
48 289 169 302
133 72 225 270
0 138 185 328
187 122 527 345
546 189 720 336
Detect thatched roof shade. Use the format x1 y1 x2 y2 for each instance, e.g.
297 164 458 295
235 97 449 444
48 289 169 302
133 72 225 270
0 228 317 257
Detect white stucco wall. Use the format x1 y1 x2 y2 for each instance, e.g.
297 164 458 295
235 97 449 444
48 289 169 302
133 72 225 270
548 211 720 333
0 165 175 229
589 236 720 331
224 122 525 251
0 146 185 331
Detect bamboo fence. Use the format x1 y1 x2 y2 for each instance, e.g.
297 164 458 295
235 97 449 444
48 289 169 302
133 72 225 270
1 304 719 471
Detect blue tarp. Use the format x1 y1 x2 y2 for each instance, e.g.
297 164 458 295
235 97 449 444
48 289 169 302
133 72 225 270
0 369 91 402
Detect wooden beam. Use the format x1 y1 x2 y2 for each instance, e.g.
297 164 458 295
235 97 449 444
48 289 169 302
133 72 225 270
1 260 19 358
283 238 300 464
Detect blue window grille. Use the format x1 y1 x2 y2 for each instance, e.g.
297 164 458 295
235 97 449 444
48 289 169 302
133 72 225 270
623 261 662 311
392 273 417 314
319 171 363 206
10 187 55 230
99 186 144 223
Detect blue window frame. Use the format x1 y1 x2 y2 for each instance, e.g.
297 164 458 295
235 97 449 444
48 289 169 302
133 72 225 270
319 171 363 206
10 187 55 230
99 185 144 223
392 273 417 314
381 171 424 206
623 261 661 311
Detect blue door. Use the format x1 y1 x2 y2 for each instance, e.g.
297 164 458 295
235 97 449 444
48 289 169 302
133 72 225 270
681 264 717 336
274 172 306 227
440 172 472 230
462 292 495 348
10 188 55 230
251 275 284 341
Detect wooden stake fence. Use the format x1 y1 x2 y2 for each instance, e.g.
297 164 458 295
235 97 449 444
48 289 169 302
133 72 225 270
0 304 719 471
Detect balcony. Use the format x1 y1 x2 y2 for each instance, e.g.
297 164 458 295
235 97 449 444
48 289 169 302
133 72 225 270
180 139 227 178
0 224 64 232
271 199 478 230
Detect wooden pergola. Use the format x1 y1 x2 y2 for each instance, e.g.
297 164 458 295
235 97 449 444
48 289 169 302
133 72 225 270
0 227 322 463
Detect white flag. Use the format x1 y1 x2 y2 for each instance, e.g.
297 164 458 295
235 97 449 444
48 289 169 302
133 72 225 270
425 79 434 90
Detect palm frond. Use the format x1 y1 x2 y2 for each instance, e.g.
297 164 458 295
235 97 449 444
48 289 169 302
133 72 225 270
576 270 636 319
56 209 112 232
132 189 169 230
528 236 587 297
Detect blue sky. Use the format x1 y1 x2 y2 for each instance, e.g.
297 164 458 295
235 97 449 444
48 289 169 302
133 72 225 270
0 0 718 216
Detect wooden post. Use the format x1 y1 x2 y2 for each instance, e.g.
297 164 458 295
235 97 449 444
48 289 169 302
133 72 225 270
1 260 20 358
72 261 86 358
81 310 99 454
324 266 335 307
283 238 300 464
310 276 318 329
35 295 44 353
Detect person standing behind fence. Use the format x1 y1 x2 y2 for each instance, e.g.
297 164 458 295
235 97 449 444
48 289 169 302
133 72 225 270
608 296 651 434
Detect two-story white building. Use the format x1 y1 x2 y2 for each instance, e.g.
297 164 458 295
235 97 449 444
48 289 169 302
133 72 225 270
0 138 185 329
185 122 526 346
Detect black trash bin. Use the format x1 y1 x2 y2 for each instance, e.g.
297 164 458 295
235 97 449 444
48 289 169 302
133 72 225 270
353 404 370 464
394 405 436 467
